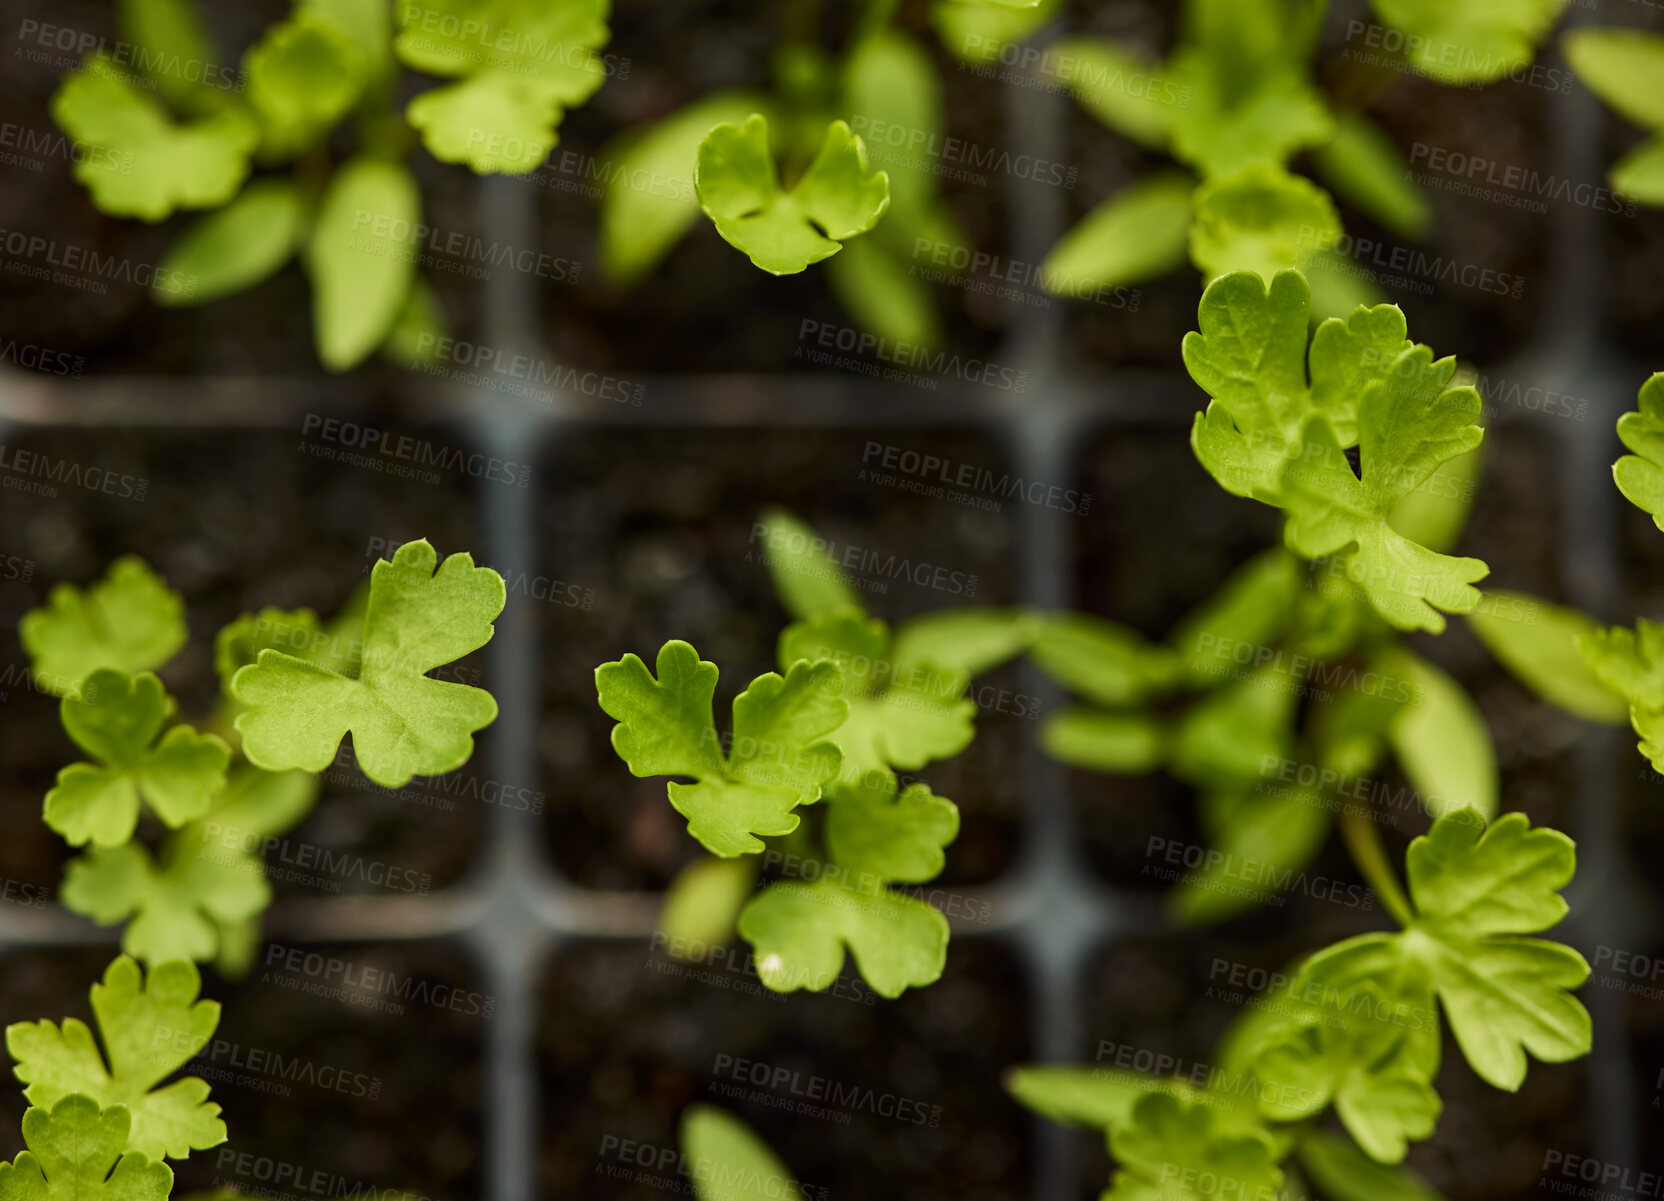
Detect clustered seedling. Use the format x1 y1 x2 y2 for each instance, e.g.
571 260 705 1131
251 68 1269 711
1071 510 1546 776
22 540 503 972
596 508 1031 999
49 0 616 369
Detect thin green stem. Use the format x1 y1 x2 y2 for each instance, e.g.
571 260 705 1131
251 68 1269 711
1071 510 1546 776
1339 809 1413 927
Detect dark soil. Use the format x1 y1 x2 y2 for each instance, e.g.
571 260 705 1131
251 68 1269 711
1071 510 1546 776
0 423 493 901
537 935 1032 1201
535 425 1028 891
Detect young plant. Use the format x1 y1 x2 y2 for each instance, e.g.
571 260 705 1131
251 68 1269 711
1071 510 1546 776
22 540 503 974
1008 808 1591 1194
596 508 1032 998
598 0 1039 343
1040 0 1565 311
49 0 613 369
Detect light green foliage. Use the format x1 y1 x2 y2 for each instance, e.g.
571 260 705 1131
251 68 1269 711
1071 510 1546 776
0 1096 172 1201
1379 649 1497 819
777 611 973 786
595 641 846 856
6 958 226 1161
1582 620 1664 771
117 0 224 115
154 180 307 306
1189 166 1340 283
63 769 316 966
1003 1065 1148 1132
1610 374 1664 529
1465 593 1627 724
21 559 187 697
1184 269 1488 632
1313 111 1432 239
1042 173 1194 293
1565 31 1664 203
658 856 758 951
1374 0 1568 84
1103 1093 1284 1201
930 0 1059 65
1295 811 1590 1093
214 598 364 697
396 0 611 172
44 671 231 849
244 12 368 156
599 92 769 286
754 507 866 619
1297 1131 1446 1201
680 1106 802 1201
695 115 890 275
51 59 258 221
232 540 504 786
306 157 421 371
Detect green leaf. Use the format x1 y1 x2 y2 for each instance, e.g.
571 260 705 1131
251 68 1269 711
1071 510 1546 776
117 0 223 115
930 0 1060 66
696 115 890 275
754 507 865 619
825 235 941 349
1386 437 1482 556
244 12 368 156
154 180 306 306
1312 111 1432 239
1379 649 1497 819
1465 593 1627 724
598 92 768 286
214 597 365 696
596 641 845 857
1565 29 1664 130
1170 550 1302 686
890 607 1038 678
826 776 959 884
1050 38 1186 148
381 280 450 366
1029 614 1179 707
1580 619 1664 770
1612 374 1664 529
302 0 393 84
843 31 941 229
1297 1131 1447 1201
1004 1064 1148 1132
1168 668 1295 788
1303 810 1590 1092
21 558 186 696
1104 1092 1284 1201
45 671 230 849
1170 784 1331 925
1040 709 1164 773
1042 172 1194 293
659 856 758 951
232 539 503 786
1611 136 1664 205
62 767 314 965
680 1105 799 1201
779 611 974 786
736 879 948 998
306 157 420 370
1189 165 1341 283
396 0 610 173
51 60 257 222
1372 0 1568 84
0 1096 172 1201
1167 53 1333 178
6 958 226 1161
